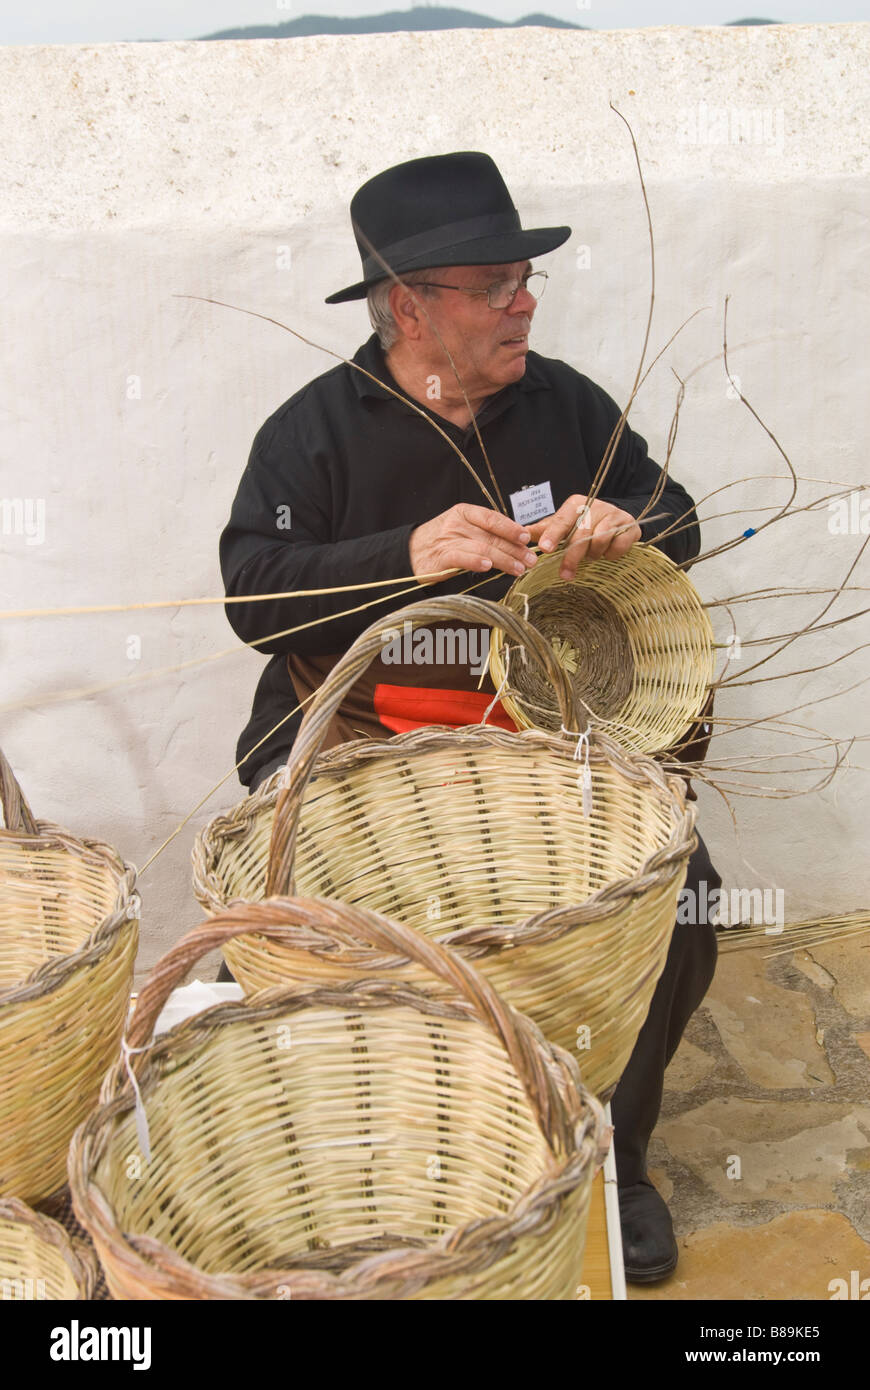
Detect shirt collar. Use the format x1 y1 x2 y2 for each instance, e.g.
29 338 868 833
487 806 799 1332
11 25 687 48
349 333 552 406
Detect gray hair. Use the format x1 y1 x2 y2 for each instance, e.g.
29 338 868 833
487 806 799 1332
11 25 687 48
367 271 437 351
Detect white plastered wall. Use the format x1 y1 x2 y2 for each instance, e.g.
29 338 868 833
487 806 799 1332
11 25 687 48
0 24 867 977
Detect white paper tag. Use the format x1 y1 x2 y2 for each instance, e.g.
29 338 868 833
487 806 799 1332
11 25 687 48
509 481 554 527
581 765 593 817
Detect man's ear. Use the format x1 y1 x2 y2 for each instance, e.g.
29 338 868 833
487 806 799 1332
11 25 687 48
389 281 427 341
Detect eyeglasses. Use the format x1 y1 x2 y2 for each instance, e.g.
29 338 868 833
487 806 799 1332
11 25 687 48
414 270 548 310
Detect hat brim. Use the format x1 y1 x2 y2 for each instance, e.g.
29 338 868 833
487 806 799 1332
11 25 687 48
324 225 572 304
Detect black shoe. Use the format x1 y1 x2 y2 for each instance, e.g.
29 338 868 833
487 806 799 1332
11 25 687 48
618 1180 678 1284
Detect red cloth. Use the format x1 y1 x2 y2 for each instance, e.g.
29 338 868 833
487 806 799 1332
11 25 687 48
373 683 517 735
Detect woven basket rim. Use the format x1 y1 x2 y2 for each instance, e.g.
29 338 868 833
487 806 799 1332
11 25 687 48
494 542 714 636
0 1195 98 1298
194 723 696 957
0 818 138 1009
489 543 717 750
71 977 609 1300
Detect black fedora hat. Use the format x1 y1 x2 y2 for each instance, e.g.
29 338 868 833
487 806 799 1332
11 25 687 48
325 152 571 304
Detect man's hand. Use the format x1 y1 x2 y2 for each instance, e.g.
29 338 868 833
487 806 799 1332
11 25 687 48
526 495 642 581
409 503 538 585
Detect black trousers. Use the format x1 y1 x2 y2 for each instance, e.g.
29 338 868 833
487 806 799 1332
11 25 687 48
610 830 720 1188
222 756 720 1180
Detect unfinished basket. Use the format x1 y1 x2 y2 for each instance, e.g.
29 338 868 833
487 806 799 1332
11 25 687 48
70 897 609 1301
489 543 715 755
192 594 696 1099
0 747 139 1204
0 1196 97 1299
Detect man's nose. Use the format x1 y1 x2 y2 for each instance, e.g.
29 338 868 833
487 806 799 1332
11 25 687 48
508 284 536 316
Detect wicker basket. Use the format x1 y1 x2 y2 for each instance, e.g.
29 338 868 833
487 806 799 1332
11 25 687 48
193 595 696 1099
489 544 715 755
0 1196 97 1299
0 747 139 1204
70 897 609 1301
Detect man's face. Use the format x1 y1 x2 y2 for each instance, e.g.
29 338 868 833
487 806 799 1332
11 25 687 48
407 260 538 397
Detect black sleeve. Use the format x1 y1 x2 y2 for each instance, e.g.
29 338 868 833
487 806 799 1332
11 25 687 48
580 378 701 565
219 414 417 656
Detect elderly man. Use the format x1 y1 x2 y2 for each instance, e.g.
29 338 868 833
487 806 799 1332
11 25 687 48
219 152 720 1285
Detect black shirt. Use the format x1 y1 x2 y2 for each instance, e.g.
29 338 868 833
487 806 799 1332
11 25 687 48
220 332 701 785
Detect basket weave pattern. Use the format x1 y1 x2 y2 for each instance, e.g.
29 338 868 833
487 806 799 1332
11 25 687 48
0 1196 97 1299
70 898 608 1301
489 545 716 754
0 749 139 1204
193 596 696 1099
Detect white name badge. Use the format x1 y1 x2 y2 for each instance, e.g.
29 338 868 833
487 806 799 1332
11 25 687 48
509 481 555 527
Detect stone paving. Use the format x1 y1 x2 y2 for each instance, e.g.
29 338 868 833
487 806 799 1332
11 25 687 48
629 930 870 1301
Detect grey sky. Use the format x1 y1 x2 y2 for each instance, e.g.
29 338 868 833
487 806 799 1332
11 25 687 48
0 1 863 46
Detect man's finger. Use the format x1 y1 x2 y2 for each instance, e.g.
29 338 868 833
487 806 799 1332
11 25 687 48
599 520 642 560
558 516 597 578
534 498 589 553
559 532 592 580
467 538 538 577
558 502 615 575
459 503 531 546
460 512 537 569
465 532 538 568
583 514 625 560
559 513 640 576
487 541 538 577
446 542 536 578
586 512 641 560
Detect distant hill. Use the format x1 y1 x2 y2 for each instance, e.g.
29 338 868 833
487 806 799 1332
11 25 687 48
199 9 586 39
197 10 782 40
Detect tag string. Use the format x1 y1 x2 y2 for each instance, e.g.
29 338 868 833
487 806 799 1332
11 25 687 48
481 645 510 727
120 1037 153 1164
519 594 529 664
561 725 593 815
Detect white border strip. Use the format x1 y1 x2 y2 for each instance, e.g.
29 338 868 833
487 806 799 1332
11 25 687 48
602 1103 627 1300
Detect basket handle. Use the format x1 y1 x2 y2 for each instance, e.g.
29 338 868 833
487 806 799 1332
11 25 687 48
127 895 576 1156
0 747 38 835
266 593 582 897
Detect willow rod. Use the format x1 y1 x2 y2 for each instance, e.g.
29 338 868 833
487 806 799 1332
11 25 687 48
178 293 502 512
677 295 798 569
350 219 507 515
